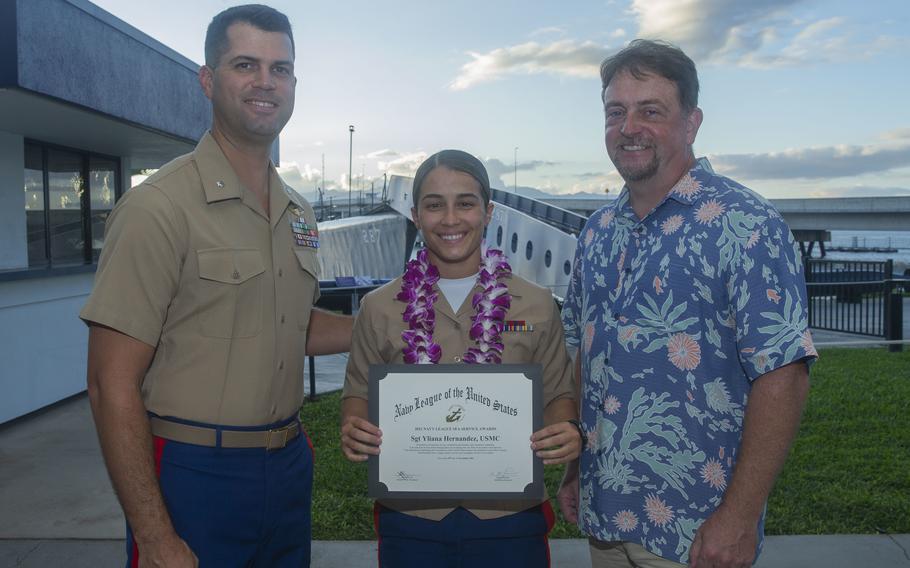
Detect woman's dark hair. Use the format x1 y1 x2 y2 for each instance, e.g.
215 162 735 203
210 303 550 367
412 150 491 206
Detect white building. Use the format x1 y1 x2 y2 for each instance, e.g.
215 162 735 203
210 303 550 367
0 0 214 423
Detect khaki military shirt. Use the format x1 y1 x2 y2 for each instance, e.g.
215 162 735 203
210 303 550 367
81 133 320 426
343 273 575 520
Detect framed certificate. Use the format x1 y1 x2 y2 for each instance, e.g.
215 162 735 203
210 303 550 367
367 364 543 500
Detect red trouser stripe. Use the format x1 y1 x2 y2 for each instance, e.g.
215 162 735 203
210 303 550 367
130 436 168 568
373 501 382 566
542 500 556 568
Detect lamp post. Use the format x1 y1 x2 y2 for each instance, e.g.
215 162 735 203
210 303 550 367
319 153 325 221
513 146 518 193
348 125 355 217
359 163 365 214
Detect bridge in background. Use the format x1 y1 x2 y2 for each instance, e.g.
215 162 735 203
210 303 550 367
542 195 910 232
315 181 910 296
313 180 905 361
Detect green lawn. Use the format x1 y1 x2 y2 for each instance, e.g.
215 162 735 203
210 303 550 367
301 348 910 539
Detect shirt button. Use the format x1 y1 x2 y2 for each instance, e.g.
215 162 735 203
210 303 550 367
278 361 284 370
270 403 277 415
613 312 620 320
624 267 632 274
453 356 462 362
278 268 284 277
280 314 286 324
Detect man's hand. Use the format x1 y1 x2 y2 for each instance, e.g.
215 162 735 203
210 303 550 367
688 505 757 568
530 421 581 464
138 534 198 567
557 467 580 523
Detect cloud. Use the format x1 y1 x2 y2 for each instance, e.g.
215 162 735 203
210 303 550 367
377 152 428 176
709 141 910 180
366 148 399 159
530 26 565 38
631 0 800 62
448 0 903 90
484 158 560 186
538 174 623 196
277 162 325 188
630 0 897 68
883 128 910 141
450 40 609 90
571 171 609 180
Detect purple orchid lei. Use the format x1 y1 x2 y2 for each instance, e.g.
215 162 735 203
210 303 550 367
397 245 512 365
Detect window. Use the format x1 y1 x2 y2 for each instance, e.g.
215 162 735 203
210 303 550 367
24 146 45 265
24 141 121 267
90 157 118 261
47 149 84 265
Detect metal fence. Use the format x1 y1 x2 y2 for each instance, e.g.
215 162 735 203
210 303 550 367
804 258 892 283
803 259 905 351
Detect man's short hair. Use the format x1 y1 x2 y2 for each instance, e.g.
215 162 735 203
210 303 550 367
600 39 699 112
412 150 491 206
205 4 295 68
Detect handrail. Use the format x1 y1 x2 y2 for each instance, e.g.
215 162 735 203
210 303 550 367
490 188 587 236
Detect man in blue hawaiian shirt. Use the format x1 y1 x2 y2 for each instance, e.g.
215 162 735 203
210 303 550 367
558 39 816 568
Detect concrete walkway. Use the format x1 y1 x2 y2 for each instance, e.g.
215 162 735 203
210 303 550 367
1 353 908 567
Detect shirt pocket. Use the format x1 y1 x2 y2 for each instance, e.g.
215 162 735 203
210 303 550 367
196 247 265 338
294 249 320 332
502 326 534 362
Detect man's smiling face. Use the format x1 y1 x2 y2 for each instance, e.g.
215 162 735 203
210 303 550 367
202 22 296 147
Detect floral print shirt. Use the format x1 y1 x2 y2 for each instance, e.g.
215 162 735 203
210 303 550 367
561 158 816 563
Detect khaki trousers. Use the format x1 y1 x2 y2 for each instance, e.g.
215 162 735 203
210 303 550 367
589 538 686 568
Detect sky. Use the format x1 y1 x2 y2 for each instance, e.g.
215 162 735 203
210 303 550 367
93 0 910 200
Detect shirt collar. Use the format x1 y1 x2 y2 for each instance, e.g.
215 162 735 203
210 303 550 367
196 132 244 204
613 156 714 223
665 156 713 206
194 132 292 226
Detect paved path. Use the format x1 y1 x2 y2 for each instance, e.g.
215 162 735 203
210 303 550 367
2 353 908 567
2 535 909 567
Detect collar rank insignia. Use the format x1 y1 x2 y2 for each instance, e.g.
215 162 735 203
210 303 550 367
504 320 533 332
288 206 319 249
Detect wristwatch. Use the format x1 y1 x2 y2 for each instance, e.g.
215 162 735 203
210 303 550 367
567 419 588 448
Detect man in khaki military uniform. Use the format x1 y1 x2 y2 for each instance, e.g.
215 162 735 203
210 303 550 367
81 6 351 568
341 150 583 567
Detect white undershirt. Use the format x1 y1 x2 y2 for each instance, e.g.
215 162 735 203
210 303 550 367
437 273 478 313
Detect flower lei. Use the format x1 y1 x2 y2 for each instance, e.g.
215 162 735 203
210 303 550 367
397 246 512 365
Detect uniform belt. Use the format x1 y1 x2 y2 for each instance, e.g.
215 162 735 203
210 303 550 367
149 417 300 450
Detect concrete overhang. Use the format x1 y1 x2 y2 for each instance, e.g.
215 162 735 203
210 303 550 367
1 0 211 167
0 87 195 169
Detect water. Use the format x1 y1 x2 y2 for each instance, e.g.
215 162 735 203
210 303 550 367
822 231 910 275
